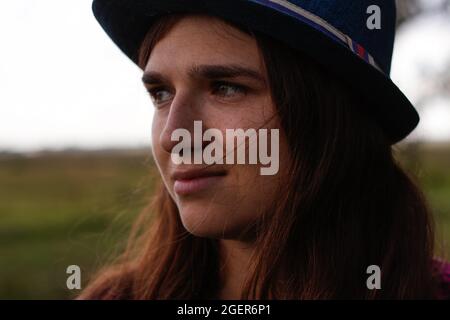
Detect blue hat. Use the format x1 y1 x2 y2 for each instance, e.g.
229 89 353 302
92 0 419 144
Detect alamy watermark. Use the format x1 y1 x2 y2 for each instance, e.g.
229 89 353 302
366 264 381 290
66 265 81 290
170 121 280 176
366 4 381 30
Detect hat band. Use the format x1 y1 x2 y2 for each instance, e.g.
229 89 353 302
249 0 383 73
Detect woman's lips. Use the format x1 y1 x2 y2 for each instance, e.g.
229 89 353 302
174 175 225 196
172 169 227 196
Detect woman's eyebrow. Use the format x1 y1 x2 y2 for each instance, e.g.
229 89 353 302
142 72 167 85
188 64 266 84
141 64 266 85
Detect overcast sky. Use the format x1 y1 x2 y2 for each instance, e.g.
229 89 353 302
0 0 449 152
0 0 153 152
391 5 450 142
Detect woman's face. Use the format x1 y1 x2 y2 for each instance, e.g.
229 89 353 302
144 15 289 239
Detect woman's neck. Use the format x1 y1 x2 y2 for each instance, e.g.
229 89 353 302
217 239 255 300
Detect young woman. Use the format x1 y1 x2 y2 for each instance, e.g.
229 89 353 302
80 0 450 299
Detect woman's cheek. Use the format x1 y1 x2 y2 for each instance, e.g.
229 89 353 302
151 117 159 150
151 115 168 172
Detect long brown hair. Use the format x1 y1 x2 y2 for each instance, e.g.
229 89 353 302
79 14 441 299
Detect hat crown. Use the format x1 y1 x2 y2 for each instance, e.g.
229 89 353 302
279 0 396 74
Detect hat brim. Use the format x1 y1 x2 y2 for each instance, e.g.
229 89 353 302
92 0 419 144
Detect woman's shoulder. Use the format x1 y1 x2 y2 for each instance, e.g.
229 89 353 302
433 258 450 300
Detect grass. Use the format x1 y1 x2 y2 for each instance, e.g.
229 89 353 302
0 144 449 299
0 149 156 299
394 142 450 255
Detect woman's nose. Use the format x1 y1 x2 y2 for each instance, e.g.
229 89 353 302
159 92 205 155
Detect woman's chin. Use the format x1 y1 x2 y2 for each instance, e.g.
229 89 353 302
178 207 235 239
179 208 222 238
180 213 254 241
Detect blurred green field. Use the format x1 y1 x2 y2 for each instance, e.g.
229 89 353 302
0 149 156 299
0 144 449 299
394 143 450 257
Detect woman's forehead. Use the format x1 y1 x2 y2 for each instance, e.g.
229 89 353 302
145 15 263 74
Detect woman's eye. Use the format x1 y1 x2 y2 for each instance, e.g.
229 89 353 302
212 82 247 99
147 88 173 106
